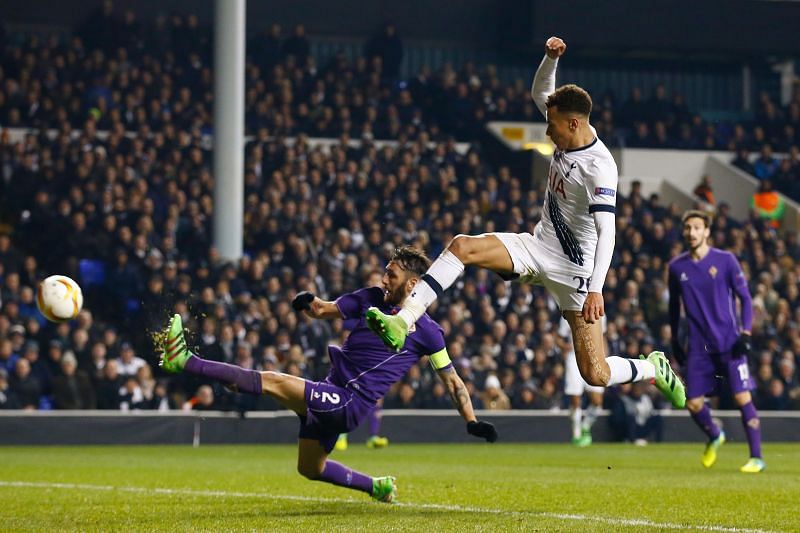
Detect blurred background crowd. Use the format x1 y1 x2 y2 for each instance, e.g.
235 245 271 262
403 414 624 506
1 3 799 422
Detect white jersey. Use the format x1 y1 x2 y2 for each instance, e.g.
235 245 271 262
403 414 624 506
529 54 618 291
533 136 618 278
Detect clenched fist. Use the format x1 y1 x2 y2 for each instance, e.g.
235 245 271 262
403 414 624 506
545 36 566 59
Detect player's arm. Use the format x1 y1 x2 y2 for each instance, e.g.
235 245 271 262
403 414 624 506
430 348 498 442
582 210 615 323
667 266 686 364
729 256 754 356
530 37 565 117
291 291 342 320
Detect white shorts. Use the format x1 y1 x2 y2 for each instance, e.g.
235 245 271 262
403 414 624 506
492 232 589 312
564 349 604 396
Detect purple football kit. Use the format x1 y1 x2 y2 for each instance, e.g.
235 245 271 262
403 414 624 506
300 287 446 452
668 248 754 398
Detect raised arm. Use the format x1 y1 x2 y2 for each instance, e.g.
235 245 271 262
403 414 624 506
530 36 566 117
292 291 343 321
430 348 497 442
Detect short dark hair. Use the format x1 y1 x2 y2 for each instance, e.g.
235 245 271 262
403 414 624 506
391 246 431 277
546 84 592 117
682 209 713 228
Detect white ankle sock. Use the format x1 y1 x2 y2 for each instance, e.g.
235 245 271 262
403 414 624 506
397 250 464 328
570 407 582 439
606 356 655 386
582 404 599 431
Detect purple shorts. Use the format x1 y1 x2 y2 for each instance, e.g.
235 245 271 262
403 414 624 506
297 378 372 453
685 351 754 399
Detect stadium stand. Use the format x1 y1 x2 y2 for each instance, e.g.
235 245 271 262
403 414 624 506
1 6 799 422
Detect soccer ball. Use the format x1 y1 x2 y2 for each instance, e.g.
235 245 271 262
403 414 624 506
37 275 84 323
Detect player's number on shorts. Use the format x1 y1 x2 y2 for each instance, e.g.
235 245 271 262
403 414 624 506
321 391 341 404
737 362 750 382
573 276 588 294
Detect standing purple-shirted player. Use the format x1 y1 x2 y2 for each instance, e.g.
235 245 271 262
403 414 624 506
669 210 765 473
158 246 497 503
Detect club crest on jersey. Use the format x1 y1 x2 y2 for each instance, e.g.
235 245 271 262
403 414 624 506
594 187 615 197
680 272 689 282
708 265 718 279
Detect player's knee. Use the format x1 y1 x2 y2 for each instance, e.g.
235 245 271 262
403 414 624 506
447 234 473 261
260 371 281 394
734 392 753 407
685 398 704 413
297 462 323 480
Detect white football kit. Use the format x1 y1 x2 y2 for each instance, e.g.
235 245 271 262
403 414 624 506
493 55 617 312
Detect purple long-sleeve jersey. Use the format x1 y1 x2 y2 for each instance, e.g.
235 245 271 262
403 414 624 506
331 287 446 404
668 248 753 354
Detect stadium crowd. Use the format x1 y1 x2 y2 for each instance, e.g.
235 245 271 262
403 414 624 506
1 6 800 419
1 4 798 196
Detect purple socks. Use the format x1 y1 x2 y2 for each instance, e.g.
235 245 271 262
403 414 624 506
367 405 382 437
184 355 263 395
740 401 762 459
319 460 373 494
690 404 721 440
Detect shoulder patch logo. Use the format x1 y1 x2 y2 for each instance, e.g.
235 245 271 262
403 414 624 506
594 187 615 197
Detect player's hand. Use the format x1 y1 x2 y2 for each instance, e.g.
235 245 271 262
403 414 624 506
467 420 498 442
292 291 315 312
733 333 752 358
581 292 604 323
545 36 566 59
671 339 686 366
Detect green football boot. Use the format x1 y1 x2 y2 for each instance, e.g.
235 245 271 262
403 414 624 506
366 435 389 449
159 314 192 373
740 458 766 473
701 430 726 468
371 476 397 503
366 307 408 351
642 351 686 408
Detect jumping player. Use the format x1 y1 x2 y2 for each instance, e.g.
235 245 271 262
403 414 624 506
366 36 686 410
158 246 497 503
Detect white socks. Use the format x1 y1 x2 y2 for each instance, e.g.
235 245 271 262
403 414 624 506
606 356 655 386
582 404 599 432
397 250 465 328
570 407 583 439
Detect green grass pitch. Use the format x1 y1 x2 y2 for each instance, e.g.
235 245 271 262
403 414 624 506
1 443 797 531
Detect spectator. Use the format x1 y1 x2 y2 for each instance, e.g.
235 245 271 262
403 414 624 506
364 22 403 81
753 145 780 182
116 342 147 377
282 24 309 64
480 374 511 410
119 376 146 410
10 358 41 410
751 180 785 229
0 368 21 409
96 359 123 410
52 352 96 409
731 148 756 175
183 384 217 411
693 175 715 208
